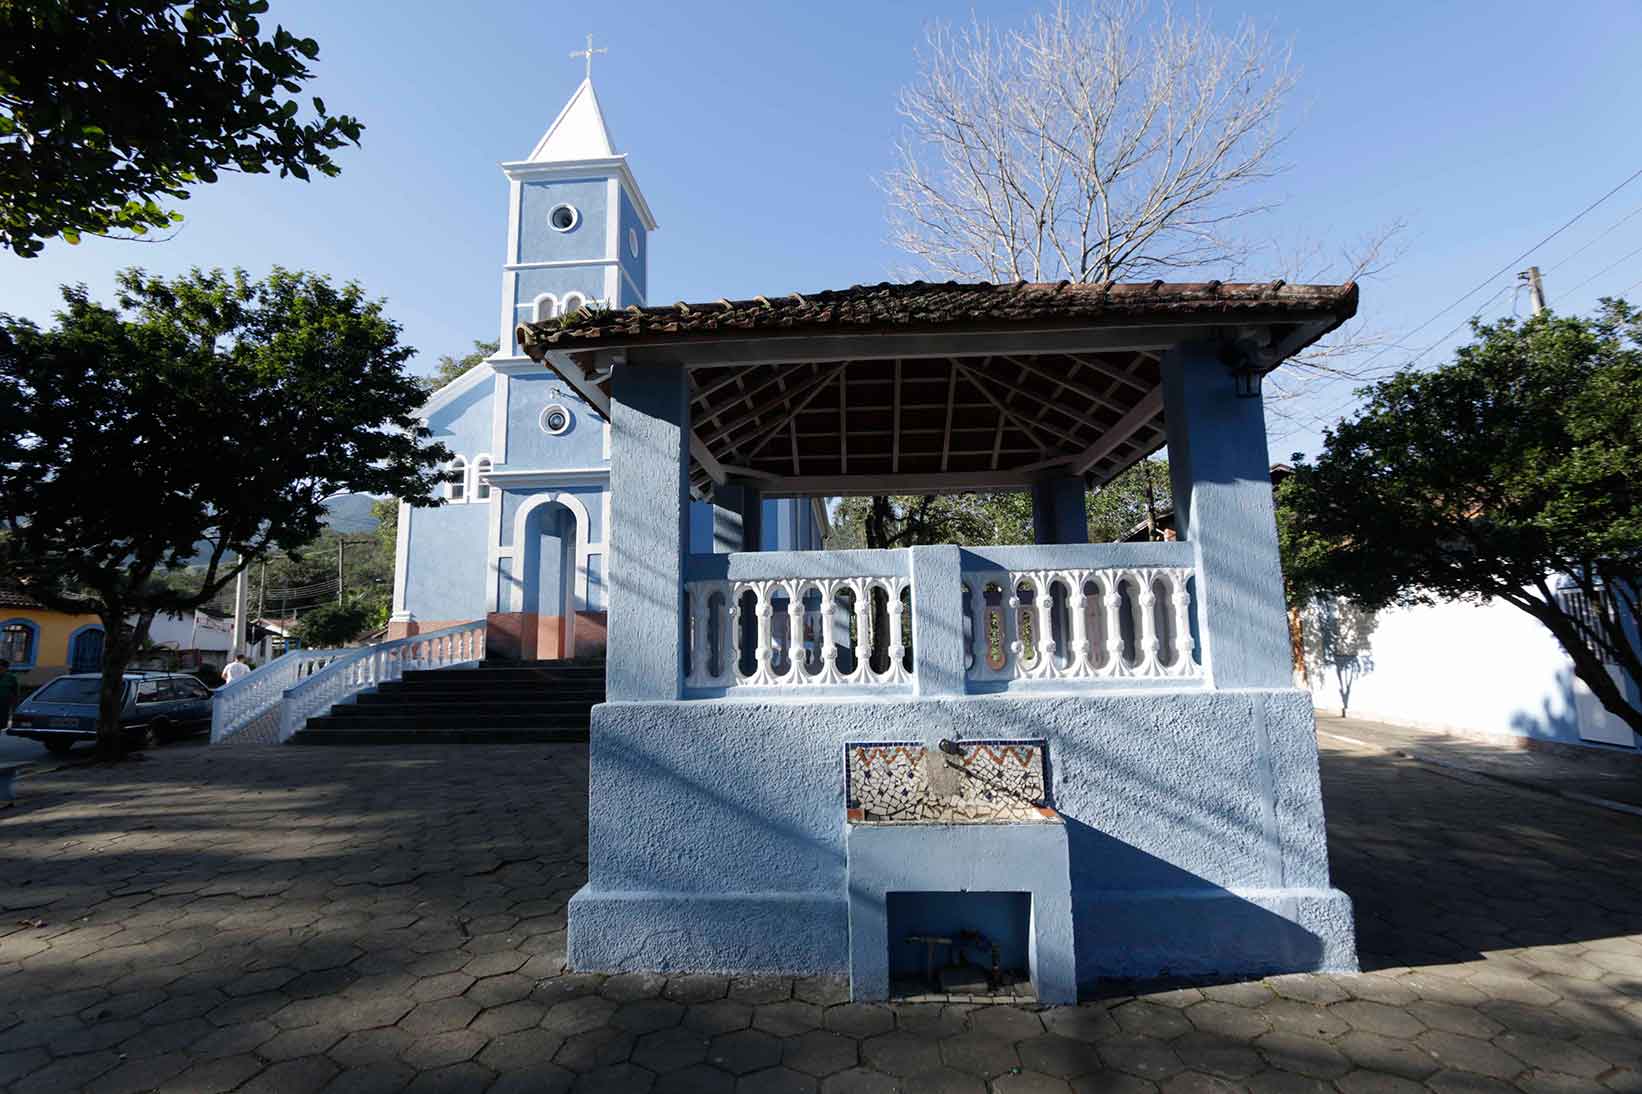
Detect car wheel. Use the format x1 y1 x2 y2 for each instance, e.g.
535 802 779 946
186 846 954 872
43 739 74 756
128 726 155 750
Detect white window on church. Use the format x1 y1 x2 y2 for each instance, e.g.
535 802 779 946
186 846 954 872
473 456 493 501
562 291 587 316
446 456 467 502
533 293 559 323
541 404 572 435
549 203 579 232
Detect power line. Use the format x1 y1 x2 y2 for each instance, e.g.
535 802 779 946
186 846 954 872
1543 200 1642 275
1559 242 1642 299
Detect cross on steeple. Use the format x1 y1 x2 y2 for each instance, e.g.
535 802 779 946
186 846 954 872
569 33 606 80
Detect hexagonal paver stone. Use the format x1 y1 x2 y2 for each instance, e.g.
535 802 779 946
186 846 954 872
1413 1031 1527 1081
479 1028 570 1073
472 1000 548 1037
940 1034 1021 1078
753 1001 824 1038
1257 1000 1348 1040
993 1071 1076 1094
710 1029 786 1076
258 1023 346 1061
403 1061 495 1094
1334 1071 1428 1094
1492 1033 1609 1079
1424 1069 1520 1094
1068 1069 1161 1093
783 1030 859 1077
328 1026 417 1069
1332 1001 1427 1040
614 999 687 1035
819 1068 900 1094
1240 1070 1333 1094
467 973 534 1009
400 997 480 1036
1266 975 1350 1006
794 977 851 1007
573 1062 656 1093
666 976 731 1005
1112 1002 1193 1041
968 1006 1047 1042
165 1054 267 1094
84 1051 192 1094
239 1056 341 1094
1198 982 1275 1009
686 1001 756 1037
1099 1035 1185 1081
861 1031 945 1078
633 1027 712 1073
12 1052 123 1094
1170 1031 1265 1080
822 1004 894 1040
601 972 670 1002
1404 1002 1503 1040
1576 1032 1642 1072
1042 1005 1121 1042
738 1065 819 1094
655 1063 738 1094
400 1027 490 1071
730 977 795 1005
1184 1001 1270 1041
532 990 611 1034
554 1028 637 1073
1253 1032 1352 1080
898 1067 987 1094
1018 1035 1107 1079
1157 1074 1239 1094
1334 1031 1440 1080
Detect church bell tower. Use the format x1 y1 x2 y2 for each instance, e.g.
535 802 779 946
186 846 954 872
495 50 656 363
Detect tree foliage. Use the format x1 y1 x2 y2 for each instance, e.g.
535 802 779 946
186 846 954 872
826 459 1170 548
293 596 375 648
425 339 499 393
0 267 448 754
0 0 363 256
1278 303 1642 734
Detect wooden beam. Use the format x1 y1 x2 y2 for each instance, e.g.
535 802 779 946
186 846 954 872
738 365 849 462
952 360 1074 452
1001 355 1130 414
755 470 1041 498
839 363 849 475
940 363 958 472
1065 353 1156 393
891 359 902 473
1069 387 1164 475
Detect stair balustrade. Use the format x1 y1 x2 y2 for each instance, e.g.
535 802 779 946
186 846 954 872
272 621 487 743
210 647 351 743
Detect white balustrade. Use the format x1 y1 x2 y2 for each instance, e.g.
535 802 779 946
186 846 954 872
685 576 912 690
964 567 1199 684
210 648 350 743
274 621 487 742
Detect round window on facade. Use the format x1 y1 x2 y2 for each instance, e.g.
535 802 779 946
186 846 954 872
541 404 573 435
628 228 640 257
549 203 579 232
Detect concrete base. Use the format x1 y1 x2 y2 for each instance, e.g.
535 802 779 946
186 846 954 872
846 821 1076 1003
569 687 1358 995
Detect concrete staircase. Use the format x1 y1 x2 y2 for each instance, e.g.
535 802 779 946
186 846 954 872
290 660 603 745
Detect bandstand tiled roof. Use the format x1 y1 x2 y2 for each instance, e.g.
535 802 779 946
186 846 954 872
515 279 1358 498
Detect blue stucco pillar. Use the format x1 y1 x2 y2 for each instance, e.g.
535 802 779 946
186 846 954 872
908 545 965 697
1161 341 1292 689
608 363 691 700
1031 477 1089 545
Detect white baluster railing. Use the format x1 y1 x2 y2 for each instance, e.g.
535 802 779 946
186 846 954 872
210 648 350 743
275 621 487 742
685 576 913 692
964 567 1200 685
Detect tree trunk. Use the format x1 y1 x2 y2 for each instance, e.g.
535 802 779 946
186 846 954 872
95 611 135 761
1519 593 1642 738
866 496 894 550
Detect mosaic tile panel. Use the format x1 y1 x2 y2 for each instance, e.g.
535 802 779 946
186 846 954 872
844 738 1054 824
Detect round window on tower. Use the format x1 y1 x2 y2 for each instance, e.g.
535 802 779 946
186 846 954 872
628 228 640 258
548 203 579 232
541 404 573 435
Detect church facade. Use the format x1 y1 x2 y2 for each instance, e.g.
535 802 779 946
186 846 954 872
389 80 823 660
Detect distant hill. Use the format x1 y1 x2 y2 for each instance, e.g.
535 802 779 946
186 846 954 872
323 493 382 535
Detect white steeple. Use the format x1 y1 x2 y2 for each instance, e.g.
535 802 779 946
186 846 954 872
528 78 617 163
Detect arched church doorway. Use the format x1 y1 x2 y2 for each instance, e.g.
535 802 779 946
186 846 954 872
518 497 582 660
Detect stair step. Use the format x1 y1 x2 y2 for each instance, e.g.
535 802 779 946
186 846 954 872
396 673 605 687
355 687 603 702
308 713 591 730
337 701 597 716
292 728 589 745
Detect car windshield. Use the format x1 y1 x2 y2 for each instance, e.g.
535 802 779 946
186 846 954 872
29 678 120 705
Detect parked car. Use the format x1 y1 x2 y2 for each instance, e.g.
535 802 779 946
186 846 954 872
5 672 214 754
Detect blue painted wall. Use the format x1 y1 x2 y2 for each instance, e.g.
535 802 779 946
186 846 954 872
404 502 490 620
425 372 494 462
504 376 607 472
518 177 609 264
618 187 647 305
499 485 606 550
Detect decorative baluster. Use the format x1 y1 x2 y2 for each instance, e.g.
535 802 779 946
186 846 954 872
1103 575 1126 675
1004 580 1025 677
851 579 872 684
786 581 807 682
1068 571 1091 677
819 582 840 683
1033 574 1058 678
1171 570 1198 676
685 586 704 686
1136 573 1160 675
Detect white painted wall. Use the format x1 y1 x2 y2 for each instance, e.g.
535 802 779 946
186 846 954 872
143 611 234 655
1302 594 1639 750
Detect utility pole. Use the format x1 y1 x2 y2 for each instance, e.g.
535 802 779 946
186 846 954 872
1519 266 1548 316
258 562 267 622
337 539 345 605
230 563 249 658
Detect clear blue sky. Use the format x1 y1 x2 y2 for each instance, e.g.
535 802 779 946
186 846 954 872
3 0 1639 458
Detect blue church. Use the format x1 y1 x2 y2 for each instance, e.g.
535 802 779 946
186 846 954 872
389 78 824 659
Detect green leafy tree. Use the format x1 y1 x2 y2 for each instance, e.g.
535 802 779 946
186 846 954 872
0 0 362 256
0 267 449 756
293 596 375 648
1278 303 1642 735
426 339 499 392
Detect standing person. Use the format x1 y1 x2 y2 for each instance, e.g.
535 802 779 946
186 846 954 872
0 660 18 727
221 654 252 685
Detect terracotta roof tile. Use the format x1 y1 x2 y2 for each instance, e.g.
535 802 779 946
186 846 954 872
517 279 1357 353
